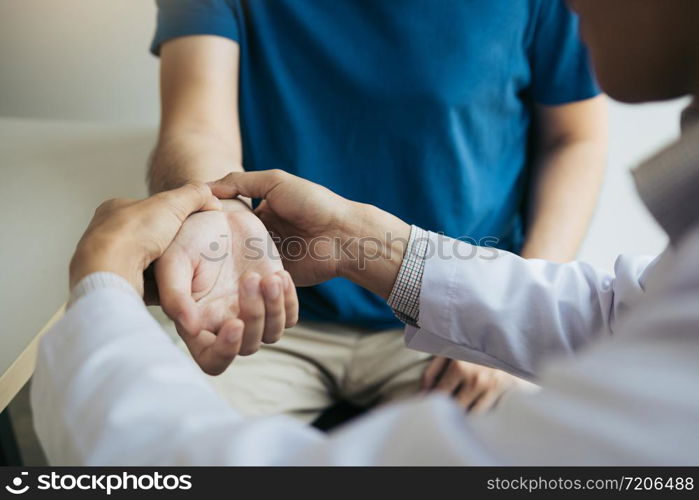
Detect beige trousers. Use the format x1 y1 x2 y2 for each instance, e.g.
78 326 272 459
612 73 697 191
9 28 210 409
158 314 432 423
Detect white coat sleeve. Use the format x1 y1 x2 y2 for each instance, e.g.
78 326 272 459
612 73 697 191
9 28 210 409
30 240 695 466
30 283 497 465
404 232 660 378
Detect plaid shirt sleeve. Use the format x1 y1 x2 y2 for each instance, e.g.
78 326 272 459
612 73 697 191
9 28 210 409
387 226 429 327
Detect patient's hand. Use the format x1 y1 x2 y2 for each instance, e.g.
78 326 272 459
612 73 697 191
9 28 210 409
155 199 298 375
422 357 536 414
209 170 411 299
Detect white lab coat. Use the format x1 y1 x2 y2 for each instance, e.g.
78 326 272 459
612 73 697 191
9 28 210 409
30 225 699 465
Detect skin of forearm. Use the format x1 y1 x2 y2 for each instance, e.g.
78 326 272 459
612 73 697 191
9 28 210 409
148 130 243 194
520 139 606 262
338 203 412 300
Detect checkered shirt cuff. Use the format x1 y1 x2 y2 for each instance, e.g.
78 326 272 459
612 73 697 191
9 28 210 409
387 225 429 327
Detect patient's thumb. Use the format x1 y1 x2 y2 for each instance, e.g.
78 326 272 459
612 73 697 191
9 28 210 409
161 290 200 337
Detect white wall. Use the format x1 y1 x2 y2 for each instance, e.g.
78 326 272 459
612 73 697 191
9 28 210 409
0 0 159 124
579 99 686 269
0 0 688 268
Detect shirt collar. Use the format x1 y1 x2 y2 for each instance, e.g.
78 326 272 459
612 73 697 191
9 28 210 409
633 103 699 244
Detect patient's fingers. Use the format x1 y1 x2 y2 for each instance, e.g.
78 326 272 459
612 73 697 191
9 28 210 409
282 271 299 328
155 253 201 336
182 319 244 376
260 273 285 344
238 272 265 355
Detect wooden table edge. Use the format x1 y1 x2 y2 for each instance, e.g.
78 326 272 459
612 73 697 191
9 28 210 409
0 305 66 412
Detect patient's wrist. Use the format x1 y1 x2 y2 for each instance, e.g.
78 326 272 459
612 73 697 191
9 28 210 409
221 197 253 212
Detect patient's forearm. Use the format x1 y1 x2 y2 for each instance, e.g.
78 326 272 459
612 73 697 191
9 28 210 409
522 98 608 261
148 130 243 194
521 139 606 261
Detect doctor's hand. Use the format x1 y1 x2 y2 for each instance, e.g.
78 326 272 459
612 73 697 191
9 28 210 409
155 199 299 375
70 182 221 297
422 357 537 414
209 170 411 299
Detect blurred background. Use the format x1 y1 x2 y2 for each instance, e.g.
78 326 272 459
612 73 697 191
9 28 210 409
0 0 159 124
0 0 690 464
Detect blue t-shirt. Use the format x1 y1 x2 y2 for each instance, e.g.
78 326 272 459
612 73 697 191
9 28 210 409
152 0 599 330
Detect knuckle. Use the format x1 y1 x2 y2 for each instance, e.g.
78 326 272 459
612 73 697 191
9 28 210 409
187 181 210 200
269 169 287 182
161 197 188 222
472 372 487 387
479 379 494 391
265 301 284 315
96 198 123 214
244 309 265 322
154 185 204 222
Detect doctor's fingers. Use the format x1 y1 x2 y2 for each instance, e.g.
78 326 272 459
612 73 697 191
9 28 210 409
468 389 505 415
421 356 450 391
148 182 221 223
209 170 291 201
435 360 477 395
139 183 222 259
455 382 488 410
455 371 511 412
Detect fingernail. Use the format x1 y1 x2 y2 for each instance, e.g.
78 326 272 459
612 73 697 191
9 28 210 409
265 279 281 299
